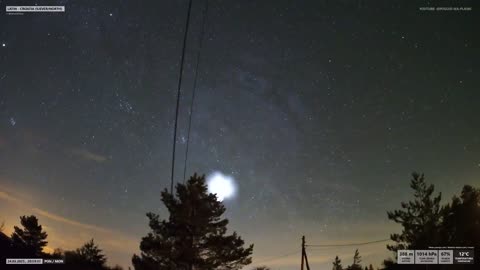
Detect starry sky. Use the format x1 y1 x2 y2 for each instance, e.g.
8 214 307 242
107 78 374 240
0 0 479 269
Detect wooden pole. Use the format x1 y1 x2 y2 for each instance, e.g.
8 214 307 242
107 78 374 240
303 235 311 270
304 250 311 270
301 236 305 270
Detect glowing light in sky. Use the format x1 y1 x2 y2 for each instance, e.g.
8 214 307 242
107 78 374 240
207 171 236 201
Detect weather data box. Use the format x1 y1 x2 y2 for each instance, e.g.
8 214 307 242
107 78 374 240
397 250 415 264
398 248 475 265
453 249 474 264
415 250 438 264
439 250 453 264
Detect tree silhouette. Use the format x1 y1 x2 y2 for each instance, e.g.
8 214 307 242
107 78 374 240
382 173 444 270
0 230 14 261
10 215 48 257
353 249 361 265
78 239 107 267
346 249 362 270
332 255 343 270
363 264 375 270
442 185 480 245
441 185 480 266
64 239 108 270
132 173 253 270
382 173 480 269
53 248 64 257
252 267 271 270
386 172 444 253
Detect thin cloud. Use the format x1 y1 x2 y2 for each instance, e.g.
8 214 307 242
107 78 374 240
0 184 140 270
0 188 109 233
0 190 23 205
70 148 107 163
31 208 111 233
0 187 137 246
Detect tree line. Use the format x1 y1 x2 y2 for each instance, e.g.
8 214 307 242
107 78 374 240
0 215 123 270
0 174 253 270
328 172 480 270
1 172 479 270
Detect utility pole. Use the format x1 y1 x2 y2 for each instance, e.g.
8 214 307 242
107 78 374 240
304 250 311 270
300 235 311 270
301 236 305 270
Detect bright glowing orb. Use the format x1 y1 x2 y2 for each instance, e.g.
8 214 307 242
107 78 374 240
207 171 236 201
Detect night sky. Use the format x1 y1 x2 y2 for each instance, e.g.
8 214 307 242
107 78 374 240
0 1 479 269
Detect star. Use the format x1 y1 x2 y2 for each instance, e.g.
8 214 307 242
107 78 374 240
2 43 5 47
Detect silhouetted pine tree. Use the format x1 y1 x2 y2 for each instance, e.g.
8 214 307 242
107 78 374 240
353 249 361 265
10 215 48 257
442 185 480 244
64 239 108 270
0 230 14 261
441 185 480 265
346 249 362 270
132 173 253 270
386 172 444 253
77 239 107 267
381 173 480 269
252 267 271 270
332 255 343 270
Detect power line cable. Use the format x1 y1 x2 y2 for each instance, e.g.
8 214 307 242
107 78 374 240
252 238 390 265
183 0 209 183
253 250 300 265
170 0 193 194
306 238 391 248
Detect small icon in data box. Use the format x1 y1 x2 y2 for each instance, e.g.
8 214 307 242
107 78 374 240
439 250 453 264
397 250 415 264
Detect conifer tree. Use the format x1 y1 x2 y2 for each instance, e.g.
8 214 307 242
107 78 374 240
132 173 253 270
346 249 362 270
332 255 343 270
11 215 48 256
386 172 444 252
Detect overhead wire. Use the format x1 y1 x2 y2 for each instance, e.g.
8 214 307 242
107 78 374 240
253 250 300 265
170 0 193 194
306 238 391 248
183 0 209 183
251 238 391 265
